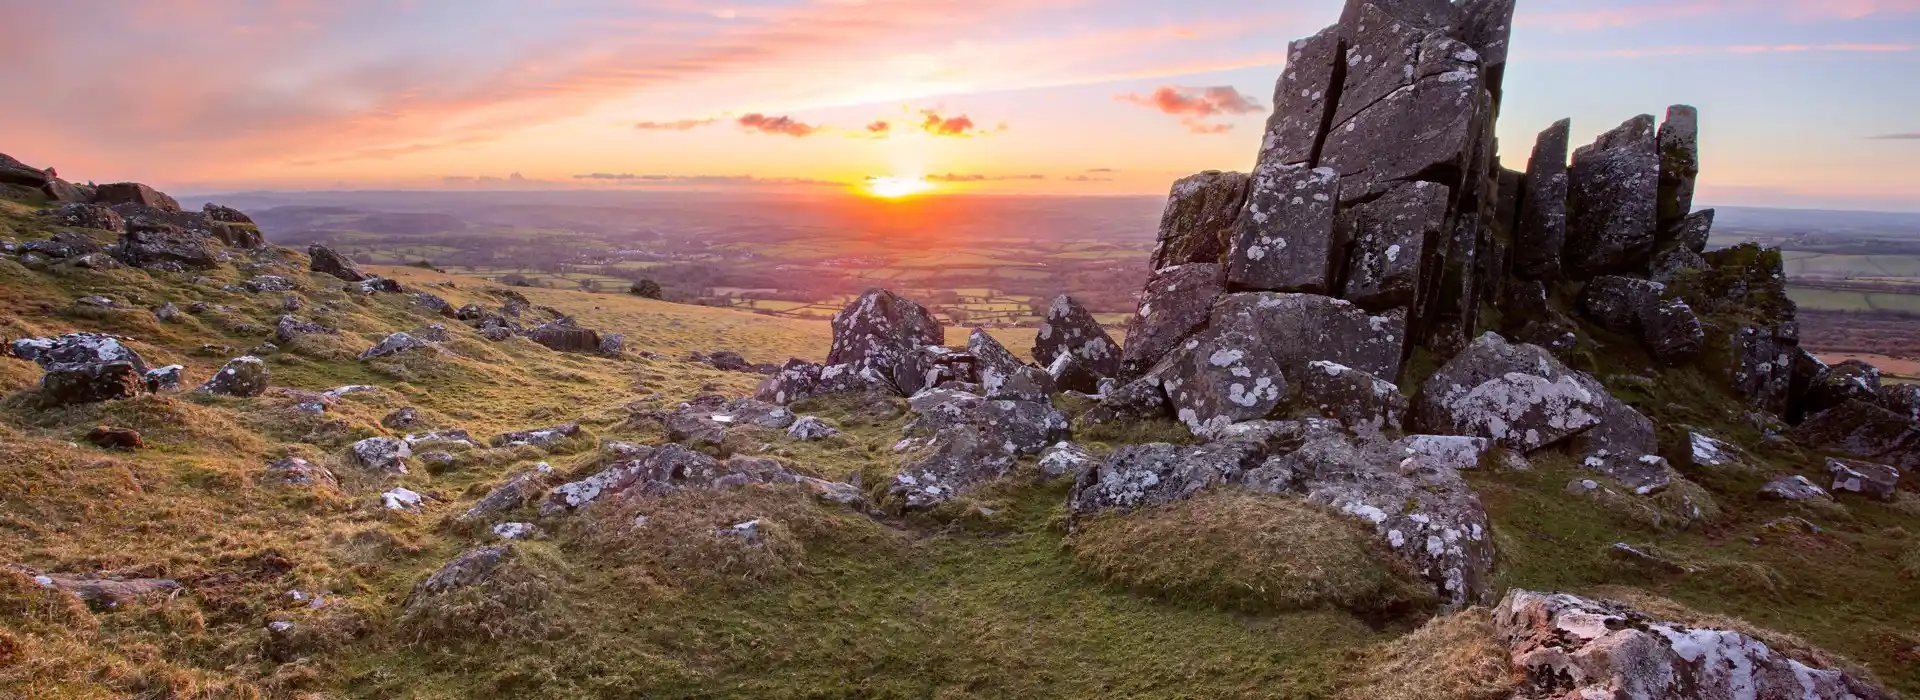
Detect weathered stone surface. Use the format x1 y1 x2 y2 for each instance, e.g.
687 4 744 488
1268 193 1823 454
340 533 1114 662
1452 0 1516 75
92 182 181 212
887 426 1019 510
243 275 295 293
1340 180 1449 309
1121 263 1224 379
1300 360 1407 430
39 362 145 407
1648 246 1708 285
1160 324 1287 438
1642 298 1705 365
1432 370 1600 452
1039 441 1093 481
210 221 264 249
1210 292 1407 381
786 416 840 441
196 356 268 397
1878 383 1920 422
308 244 370 282
1083 371 1172 425
460 463 555 522
893 345 970 397
26 570 182 605
40 203 125 232
1581 275 1663 335
598 333 624 356
1759 474 1829 502
1828 458 1899 502
350 437 411 474
1671 208 1715 253
22 231 106 259
144 364 184 393
119 222 218 271
351 277 403 294
1319 30 1483 203
1807 359 1881 416
752 359 892 405
1793 400 1920 472
203 203 254 225
275 315 331 344
359 332 428 361
1228 164 1341 293
1496 589 1886 700
827 289 944 395
1256 27 1340 167
663 395 795 446
1151 171 1248 270
0 152 49 186
490 423 582 449
1047 350 1106 395
1656 105 1700 227
1034 295 1121 381
1565 114 1660 277
1396 434 1499 471
12 333 148 373
415 545 511 596
1680 431 1745 471
903 389 1067 457
525 319 600 353
969 328 1051 402
1067 440 1265 516
1724 324 1798 416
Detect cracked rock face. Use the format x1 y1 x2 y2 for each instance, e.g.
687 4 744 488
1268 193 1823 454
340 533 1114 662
827 288 945 395
1256 26 1340 168
1067 440 1266 516
1319 29 1485 204
1160 324 1287 439
12 333 148 373
1299 360 1408 431
1793 400 1920 472
1656 104 1700 228
1229 164 1342 294
118 222 220 271
969 328 1052 402
1341 181 1450 311
1121 264 1224 381
1210 292 1407 382
1565 114 1661 278
1496 589 1886 700
1038 442 1093 481
1152 171 1248 270
1033 295 1121 382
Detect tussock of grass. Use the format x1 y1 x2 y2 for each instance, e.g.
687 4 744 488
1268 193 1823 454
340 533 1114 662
1069 490 1433 616
1333 607 1517 700
396 543 570 646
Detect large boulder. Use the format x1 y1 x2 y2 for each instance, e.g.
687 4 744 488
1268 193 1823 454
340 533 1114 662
1495 590 1885 700
826 289 944 395
968 329 1051 402
119 222 218 271
91 182 181 212
1033 295 1120 382
1792 400 1920 472
1339 181 1449 310
903 389 1067 457
1227 164 1342 294
1672 208 1715 253
1806 359 1881 416
1564 114 1660 277
1151 171 1247 270
0 152 49 187
308 244 371 282
1120 263 1223 380
1515 120 1571 280
1210 292 1406 382
196 357 269 397
39 362 146 407
12 333 148 373
1159 324 1286 438
1656 105 1700 228
752 359 893 406
1298 360 1407 431
1827 458 1900 502
1067 440 1265 516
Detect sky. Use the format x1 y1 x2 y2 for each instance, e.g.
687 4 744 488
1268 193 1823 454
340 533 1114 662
0 0 1916 210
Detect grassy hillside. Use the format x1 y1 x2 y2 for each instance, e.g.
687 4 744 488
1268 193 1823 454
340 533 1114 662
2 196 1919 698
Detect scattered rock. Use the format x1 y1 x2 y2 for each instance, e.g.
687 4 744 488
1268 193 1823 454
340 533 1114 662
786 416 839 441
308 244 371 282
12 332 148 373
382 488 425 512
39 203 125 232
1033 295 1121 382
143 365 183 393
1068 440 1265 516
490 423 581 449
275 315 332 344
886 426 1021 510
195 356 269 397
382 407 420 430
243 275 296 293
493 522 537 540
414 545 510 595
359 332 429 361
118 221 219 271
85 426 144 450
351 437 411 474
40 361 147 407
25 570 182 606
1038 441 1093 481
1827 458 1899 502
1793 400 1920 472
461 463 555 522
1759 475 1830 502
266 457 338 489
525 318 601 353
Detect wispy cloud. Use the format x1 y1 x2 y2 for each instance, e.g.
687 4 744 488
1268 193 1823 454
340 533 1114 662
1117 85 1261 133
1063 174 1113 182
925 173 1046 182
1538 42 1916 59
1868 133 1920 140
572 172 842 186
737 113 819 137
636 118 721 130
1522 0 1920 30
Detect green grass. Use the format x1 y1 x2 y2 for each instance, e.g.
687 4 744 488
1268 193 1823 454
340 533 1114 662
1788 285 1920 313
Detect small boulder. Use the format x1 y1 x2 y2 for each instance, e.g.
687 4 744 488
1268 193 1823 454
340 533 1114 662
414 546 511 595
1067 440 1264 516
970 328 1052 402
885 426 1019 511
196 357 269 397
265 457 339 489
786 416 839 441
351 437 411 474
1759 475 1829 502
1033 295 1121 382
1160 324 1286 438
39 203 125 232
308 244 371 282
92 182 181 212
382 487 426 512
359 332 428 361
490 423 581 449
1038 441 1093 481
1151 170 1248 270
1827 458 1899 502
1299 360 1407 431
118 222 219 271
40 362 146 407
827 289 945 394
143 365 183 393
12 333 148 373
275 315 332 344
524 318 600 353
85 426 144 450
243 275 296 293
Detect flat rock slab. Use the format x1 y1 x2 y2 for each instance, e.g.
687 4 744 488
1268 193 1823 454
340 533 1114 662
1228 164 1341 294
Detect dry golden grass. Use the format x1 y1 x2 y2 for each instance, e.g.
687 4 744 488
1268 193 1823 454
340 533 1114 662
1069 490 1433 616
1333 607 1517 700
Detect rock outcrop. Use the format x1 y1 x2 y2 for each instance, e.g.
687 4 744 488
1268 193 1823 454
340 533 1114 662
308 244 371 282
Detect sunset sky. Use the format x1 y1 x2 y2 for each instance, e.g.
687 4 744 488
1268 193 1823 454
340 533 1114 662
1 0 1916 210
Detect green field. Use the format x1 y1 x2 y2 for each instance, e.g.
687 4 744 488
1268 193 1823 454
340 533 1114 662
1787 285 1920 313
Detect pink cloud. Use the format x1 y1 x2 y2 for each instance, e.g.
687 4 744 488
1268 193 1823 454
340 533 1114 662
1117 85 1260 134
737 113 818 137
636 118 721 130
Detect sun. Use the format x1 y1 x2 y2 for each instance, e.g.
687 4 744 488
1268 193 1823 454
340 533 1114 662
862 175 934 199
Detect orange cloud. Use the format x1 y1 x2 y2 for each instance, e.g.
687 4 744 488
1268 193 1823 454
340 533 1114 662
1117 85 1260 134
916 111 999 137
925 173 1045 182
737 113 819 137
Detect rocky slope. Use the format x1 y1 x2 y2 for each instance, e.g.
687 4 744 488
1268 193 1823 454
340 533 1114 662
1 0 1918 698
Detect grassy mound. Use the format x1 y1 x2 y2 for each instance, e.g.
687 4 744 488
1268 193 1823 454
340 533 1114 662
1070 490 1434 617
1333 607 1517 700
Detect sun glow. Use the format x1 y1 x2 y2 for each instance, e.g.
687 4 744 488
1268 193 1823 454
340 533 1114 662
862 175 934 199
